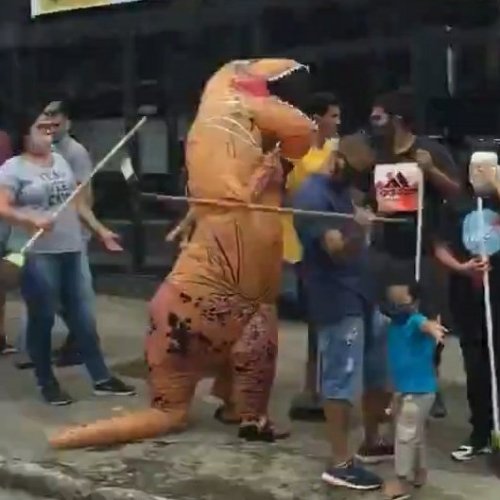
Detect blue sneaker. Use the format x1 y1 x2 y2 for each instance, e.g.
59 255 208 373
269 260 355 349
321 460 382 490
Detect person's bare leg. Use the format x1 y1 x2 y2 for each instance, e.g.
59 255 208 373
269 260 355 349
0 291 15 354
324 400 352 464
363 389 393 446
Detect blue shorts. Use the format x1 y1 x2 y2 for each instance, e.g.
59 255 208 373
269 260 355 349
317 309 388 404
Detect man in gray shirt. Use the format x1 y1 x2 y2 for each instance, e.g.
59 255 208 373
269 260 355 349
16 101 122 368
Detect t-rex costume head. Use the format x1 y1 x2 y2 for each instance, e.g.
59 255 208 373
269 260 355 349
49 59 315 449
188 58 314 201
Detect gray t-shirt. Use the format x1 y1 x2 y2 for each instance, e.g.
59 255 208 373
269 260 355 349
0 153 84 254
53 135 93 242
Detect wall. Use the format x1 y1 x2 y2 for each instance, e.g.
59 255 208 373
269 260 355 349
71 115 192 175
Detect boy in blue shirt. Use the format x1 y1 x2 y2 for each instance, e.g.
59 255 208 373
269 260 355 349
382 280 446 500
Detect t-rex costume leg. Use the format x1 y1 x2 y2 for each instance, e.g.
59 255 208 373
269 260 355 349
211 304 279 425
49 59 315 449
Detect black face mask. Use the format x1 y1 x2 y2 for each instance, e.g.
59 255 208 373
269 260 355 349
380 302 416 322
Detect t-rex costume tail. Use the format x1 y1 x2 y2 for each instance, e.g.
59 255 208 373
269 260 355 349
49 59 315 449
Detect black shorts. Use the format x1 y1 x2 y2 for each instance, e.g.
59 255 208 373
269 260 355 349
371 250 443 319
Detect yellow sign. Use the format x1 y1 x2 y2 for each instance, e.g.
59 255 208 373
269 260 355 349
31 0 143 17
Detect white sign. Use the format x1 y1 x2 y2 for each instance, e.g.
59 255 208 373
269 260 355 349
374 162 422 213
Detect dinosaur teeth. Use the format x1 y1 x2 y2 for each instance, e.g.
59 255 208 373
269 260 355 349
268 63 308 82
274 96 316 128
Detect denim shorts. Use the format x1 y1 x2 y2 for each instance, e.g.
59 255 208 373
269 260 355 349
317 308 389 404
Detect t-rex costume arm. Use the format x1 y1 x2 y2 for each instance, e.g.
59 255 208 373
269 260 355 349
49 59 315 449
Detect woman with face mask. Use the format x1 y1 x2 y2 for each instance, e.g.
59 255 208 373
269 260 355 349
0 112 135 405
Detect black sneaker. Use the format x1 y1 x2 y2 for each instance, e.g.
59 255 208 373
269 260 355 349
93 376 136 396
355 440 395 464
41 382 73 406
451 442 491 462
321 459 382 490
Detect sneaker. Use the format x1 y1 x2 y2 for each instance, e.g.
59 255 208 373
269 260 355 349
430 391 448 419
321 460 382 490
15 358 34 370
356 440 395 464
94 376 136 396
0 337 17 355
451 442 491 462
41 382 73 406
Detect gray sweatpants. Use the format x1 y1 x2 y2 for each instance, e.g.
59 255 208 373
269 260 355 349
393 393 434 479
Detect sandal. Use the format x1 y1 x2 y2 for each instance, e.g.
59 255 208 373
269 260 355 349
383 478 412 500
238 417 291 442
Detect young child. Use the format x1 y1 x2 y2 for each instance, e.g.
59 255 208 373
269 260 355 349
382 281 447 500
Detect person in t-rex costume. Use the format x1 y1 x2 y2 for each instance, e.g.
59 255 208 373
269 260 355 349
49 58 315 449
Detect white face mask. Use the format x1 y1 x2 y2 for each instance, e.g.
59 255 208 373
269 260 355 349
29 123 54 154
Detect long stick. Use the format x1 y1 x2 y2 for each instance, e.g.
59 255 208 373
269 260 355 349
477 196 500 434
140 192 409 224
19 116 147 254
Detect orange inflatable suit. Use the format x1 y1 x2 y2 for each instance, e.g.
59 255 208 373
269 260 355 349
49 59 315 449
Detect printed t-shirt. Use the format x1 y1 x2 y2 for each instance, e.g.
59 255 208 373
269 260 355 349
388 312 437 394
0 153 83 254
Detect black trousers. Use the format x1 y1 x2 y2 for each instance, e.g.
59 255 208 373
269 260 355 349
449 274 500 446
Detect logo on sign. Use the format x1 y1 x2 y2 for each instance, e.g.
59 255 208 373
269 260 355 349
374 163 421 213
376 171 417 199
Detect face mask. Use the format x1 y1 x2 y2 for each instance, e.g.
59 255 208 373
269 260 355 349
380 302 415 322
29 135 52 155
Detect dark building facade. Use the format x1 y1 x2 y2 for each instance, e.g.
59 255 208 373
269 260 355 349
1 0 500 272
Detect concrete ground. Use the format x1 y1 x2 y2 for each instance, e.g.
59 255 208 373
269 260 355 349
0 492 49 500
0 294 498 499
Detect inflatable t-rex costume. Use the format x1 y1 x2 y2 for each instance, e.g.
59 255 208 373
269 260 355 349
50 58 315 449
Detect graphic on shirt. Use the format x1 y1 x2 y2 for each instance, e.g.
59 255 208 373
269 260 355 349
462 208 500 257
39 169 72 208
374 163 422 213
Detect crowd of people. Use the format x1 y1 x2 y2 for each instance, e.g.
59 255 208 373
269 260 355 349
284 88 499 498
0 86 498 500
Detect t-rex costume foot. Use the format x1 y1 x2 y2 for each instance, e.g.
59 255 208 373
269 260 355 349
49 59 315 449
